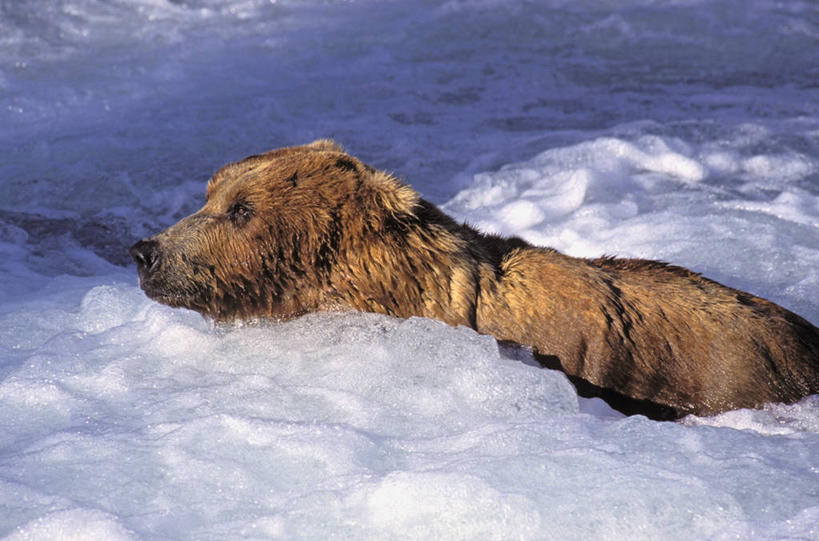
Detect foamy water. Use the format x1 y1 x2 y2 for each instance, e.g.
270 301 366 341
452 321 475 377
1 1 817 539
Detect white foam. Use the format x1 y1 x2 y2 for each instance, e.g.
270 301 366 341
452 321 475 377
683 396 819 435
0 286 817 539
1 0 818 539
5 509 137 541
360 471 542 538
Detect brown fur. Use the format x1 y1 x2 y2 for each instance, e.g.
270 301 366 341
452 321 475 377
131 140 819 419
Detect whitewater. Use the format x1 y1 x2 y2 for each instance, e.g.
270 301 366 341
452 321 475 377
1 0 817 539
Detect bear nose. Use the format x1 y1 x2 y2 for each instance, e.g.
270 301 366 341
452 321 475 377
130 239 161 273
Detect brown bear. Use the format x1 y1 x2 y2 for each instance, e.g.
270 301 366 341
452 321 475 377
131 140 819 420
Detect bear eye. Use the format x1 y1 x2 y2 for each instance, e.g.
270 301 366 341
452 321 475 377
227 202 253 226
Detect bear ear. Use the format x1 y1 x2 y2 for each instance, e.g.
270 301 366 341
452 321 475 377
306 139 345 153
363 169 420 216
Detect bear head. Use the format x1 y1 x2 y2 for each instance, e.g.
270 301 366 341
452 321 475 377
130 140 419 321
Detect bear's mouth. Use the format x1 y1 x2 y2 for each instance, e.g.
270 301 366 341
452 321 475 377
140 272 222 317
149 292 190 307
138 278 196 308
141 285 188 307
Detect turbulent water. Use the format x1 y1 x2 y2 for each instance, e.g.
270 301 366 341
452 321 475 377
1 1 818 539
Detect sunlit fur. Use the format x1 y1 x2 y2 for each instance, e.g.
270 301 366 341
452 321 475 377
133 140 819 419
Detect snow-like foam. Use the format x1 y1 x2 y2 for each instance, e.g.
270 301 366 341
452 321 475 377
0 284 817 539
2 0 818 538
5 509 138 541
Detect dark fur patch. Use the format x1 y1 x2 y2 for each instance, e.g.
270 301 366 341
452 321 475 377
335 158 358 172
316 209 343 272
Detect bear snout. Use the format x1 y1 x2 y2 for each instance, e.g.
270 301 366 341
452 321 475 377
129 236 210 310
130 239 161 276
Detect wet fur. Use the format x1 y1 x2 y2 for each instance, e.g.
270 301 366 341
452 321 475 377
132 140 819 419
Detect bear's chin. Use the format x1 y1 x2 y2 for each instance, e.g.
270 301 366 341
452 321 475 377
138 279 205 313
144 290 195 309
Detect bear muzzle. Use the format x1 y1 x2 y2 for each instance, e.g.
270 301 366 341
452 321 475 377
130 238 171 301
130 237 217 313
130 239 161 277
